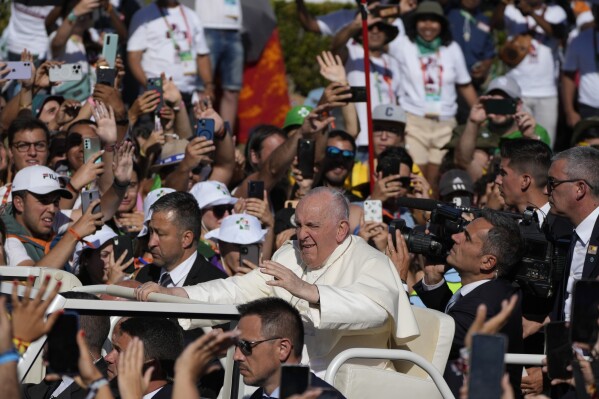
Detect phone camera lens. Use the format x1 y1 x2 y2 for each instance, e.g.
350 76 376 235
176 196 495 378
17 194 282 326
241 247 248 254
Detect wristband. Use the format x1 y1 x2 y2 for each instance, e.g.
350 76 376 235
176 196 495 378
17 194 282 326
68 228 83 242
85 377 109 399
103 144 116 152
66 180 80 193
0 349 20 365
67 10 78 22
12 337 30 355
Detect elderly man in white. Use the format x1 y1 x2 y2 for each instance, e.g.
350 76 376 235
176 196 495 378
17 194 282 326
136 187 418 375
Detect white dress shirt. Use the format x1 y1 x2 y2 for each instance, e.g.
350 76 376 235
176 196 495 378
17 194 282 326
159 252 197 288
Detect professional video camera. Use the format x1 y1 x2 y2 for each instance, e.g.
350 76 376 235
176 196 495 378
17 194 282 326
389 200 472 261
515 207 569 299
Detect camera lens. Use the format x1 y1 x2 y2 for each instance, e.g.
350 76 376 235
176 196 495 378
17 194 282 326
240 247 248 254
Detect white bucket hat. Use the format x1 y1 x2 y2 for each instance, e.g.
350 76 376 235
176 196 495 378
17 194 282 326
204 214 267 244
190 181 238 209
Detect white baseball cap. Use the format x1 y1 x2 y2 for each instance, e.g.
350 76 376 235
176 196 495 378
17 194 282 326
12 165 73 199
138 187 176 237
205 214 267 245
190 181 238 209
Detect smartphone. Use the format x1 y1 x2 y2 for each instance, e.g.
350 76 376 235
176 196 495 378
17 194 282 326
47 311 80 376
196 118 215 141
468 334 507 399
364 200 383 223
373 5 400 18
146 77 163 113
81 189 101 215
247 181 264 201
545 322 573 380
297 139 315 179
571 279 599 344
239 243 260 267
96 67 116 87
112 236 135 274
280 364 311 399
378 157 401 178
49 63 84 82
347 86 367 103
101 33 118 68
3 61 32 80
83 137 102 164
483 98 517 115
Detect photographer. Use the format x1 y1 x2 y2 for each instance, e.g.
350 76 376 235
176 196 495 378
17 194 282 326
396 210 525 397
454 76 550 176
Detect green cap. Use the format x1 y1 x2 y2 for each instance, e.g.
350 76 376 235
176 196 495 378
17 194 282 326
283 105 313 131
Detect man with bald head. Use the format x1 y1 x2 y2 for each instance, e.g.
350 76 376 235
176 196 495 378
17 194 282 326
136 187 418 376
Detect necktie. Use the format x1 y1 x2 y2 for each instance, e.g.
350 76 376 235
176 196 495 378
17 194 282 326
445 288 462 313
159 273 173 287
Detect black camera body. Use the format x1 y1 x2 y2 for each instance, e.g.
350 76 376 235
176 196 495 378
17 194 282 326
515 208 568 299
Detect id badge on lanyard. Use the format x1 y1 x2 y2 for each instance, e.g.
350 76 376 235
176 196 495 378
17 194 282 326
419 52 443 118
177 51 196 75
223 0 240 20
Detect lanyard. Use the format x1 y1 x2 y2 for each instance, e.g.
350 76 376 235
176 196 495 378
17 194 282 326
460 10 473 42
419 50 443 97
371 56 395 104
157 4 192 52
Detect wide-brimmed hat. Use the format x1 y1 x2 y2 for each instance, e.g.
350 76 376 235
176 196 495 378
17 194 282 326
355 19 400 45
408 1 450 38
205 214 267 245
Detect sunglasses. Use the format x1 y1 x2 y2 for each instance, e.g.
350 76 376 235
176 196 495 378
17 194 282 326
207 204 234 218
235 337 281 356
546 176 593 194
326 146 355 160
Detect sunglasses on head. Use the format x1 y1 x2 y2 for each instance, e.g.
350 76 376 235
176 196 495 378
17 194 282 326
326 146 355 160
207 204 234 218
235 337 281 356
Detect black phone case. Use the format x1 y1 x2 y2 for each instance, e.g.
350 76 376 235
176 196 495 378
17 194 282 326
248 181 264 200
297 139 315 179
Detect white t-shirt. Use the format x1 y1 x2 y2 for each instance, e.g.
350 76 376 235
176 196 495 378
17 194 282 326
128 3 210 94
195 0 242 30
6 2 53 57
345 41 401 146
563 29 599 108
392 36 471 118
503 4 566 97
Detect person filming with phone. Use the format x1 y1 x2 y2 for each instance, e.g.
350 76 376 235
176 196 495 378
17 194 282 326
455 76 551 174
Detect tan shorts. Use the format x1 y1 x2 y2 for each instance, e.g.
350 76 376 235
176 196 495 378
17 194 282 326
405 112 457 165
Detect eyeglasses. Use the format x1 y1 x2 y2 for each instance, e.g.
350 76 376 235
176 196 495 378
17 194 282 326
12 141 48 153
235 337 281 356
546 176 594 194
326 146 355 160
206 204 234 218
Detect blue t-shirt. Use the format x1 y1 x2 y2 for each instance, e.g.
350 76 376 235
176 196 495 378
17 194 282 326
447 8 496 71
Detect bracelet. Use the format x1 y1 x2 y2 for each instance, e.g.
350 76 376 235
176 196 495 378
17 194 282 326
115 119 129 126
0 349 20 365
113 179 130 190
67 228 83 242
12 337 30 355
103 144 115 152
67 10 78 22
85 377 109 399
66 180 80 193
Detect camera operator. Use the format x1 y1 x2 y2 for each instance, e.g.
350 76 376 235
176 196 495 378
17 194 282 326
495 138 573 395
397 210 525 397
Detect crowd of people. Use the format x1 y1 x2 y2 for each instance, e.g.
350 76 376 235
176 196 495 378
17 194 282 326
0 0 599 398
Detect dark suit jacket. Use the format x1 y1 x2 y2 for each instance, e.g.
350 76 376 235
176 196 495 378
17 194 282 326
414 278 523 398
248 371 346 399
552 214 599 321
135 250 228 286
